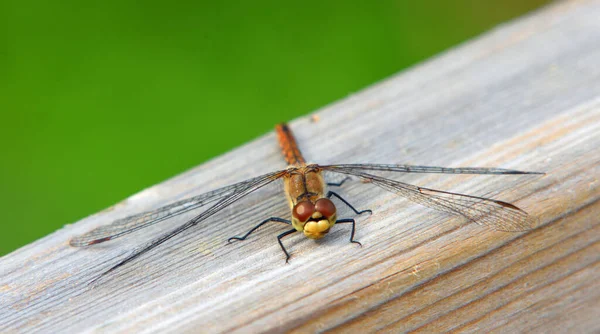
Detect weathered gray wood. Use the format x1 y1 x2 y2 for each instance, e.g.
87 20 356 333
2 1 600 332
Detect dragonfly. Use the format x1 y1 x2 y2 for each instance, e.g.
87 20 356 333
71 123 543 282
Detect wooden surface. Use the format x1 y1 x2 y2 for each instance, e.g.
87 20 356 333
2 1 600 332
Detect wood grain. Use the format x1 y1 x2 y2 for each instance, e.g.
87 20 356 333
2 0 600 332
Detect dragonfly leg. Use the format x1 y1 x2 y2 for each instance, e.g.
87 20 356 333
327 191 373 215
335 218 362 246
228 217 291 243
327 176 350 187
278 228 297 263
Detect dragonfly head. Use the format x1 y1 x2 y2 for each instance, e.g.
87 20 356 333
292 198 337 239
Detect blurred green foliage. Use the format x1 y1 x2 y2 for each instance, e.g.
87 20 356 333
0 1 549 255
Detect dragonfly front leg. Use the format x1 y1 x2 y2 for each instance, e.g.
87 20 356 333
335 218 362 246
278 229 297 263
227 217 291 243
326 176 350 187
326 191 373 216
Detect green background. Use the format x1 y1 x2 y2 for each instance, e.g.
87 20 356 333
0 1 550 256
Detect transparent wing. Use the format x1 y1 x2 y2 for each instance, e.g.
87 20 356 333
85 169 290 284
71 170 289 247
321 165 538 231
318 163 543 175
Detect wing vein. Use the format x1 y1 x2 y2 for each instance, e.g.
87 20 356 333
322 166 537 231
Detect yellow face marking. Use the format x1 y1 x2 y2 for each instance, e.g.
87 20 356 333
303 219 331 239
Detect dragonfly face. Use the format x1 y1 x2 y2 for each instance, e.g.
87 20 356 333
292 198 338 239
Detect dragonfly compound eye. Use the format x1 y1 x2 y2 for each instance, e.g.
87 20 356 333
315 198 336 218
293 201 315 222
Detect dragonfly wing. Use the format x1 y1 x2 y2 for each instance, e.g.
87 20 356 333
319 163 543 175
86 169 289 284
70 170 288 247
321 166 537 231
